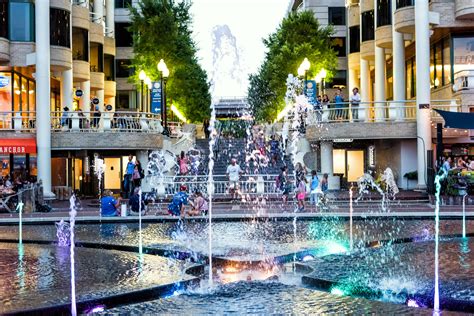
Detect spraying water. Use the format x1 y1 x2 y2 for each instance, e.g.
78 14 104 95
69 194 78 316
207 100 217 286
138 188 143 259
94 156 105 218
55 220 71 247
16 200 24 245
349 186 353 250
434 169 447 314
463 193 467 239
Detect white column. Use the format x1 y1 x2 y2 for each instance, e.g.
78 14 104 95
80 81 90 110
374 46 386 121
136 150 150 192
35 0 54 197
93 0 104 29
348 68 358 95
61 69 73 110
105 0 114 37
360 58 370 121
392 0 406 121
415 0 432 189
320 141 334 176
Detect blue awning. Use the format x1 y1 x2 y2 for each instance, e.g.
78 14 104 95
434 109 474 129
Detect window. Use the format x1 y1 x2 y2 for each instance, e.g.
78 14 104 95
331 37 346 57
377 0 391 27
0 0 7 39
115 22 133 47
406 57 416 98
104 54 115 81
328 7 345 25
90 43 104 72
50 8 70 48
116 90 137 110
429 37 452 89
116 59 133 78
453 36 474 74
349 26 360 53
72 27 88 61
115 0 132 8
443 38 451 85
361 10 374 42
396 0 414 9
326 70 347 87
9 1 34 41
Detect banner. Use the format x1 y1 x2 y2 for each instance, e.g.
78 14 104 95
305 80 317 105
151 82 162 114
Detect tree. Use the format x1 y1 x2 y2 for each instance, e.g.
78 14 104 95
129 0 211 122
248 11 338 121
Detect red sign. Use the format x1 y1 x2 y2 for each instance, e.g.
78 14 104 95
0 138 36 154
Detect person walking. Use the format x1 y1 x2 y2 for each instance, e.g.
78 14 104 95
203 119 210 139
310 170 321 208
179 151 189 176
226 158 242 201
123 155 135 198
349 87 361 121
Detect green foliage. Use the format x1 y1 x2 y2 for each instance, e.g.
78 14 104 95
403 171 418 180
248 11 338 121
129 0 211 122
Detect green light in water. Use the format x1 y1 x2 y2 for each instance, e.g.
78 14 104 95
330 287 345 296
323 241 349 255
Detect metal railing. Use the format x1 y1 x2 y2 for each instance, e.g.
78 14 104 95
0 111 182 136
303 99 459 124
153 174 291 196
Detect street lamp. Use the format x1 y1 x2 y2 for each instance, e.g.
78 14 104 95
147 79 153 114
138 70 146 112
145 76 152 113
157 59 170 135
299 57 310 94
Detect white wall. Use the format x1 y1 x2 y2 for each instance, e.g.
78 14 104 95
399 139 418 190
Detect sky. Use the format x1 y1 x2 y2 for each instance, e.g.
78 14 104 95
190 0 289 97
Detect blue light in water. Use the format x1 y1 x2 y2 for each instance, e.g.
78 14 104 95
406 299 420 308
302 255 314 262
330 287 345 296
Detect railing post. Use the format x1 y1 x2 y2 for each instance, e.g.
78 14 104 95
322 105 329 122
140 114 149 132
102 112 111 131
348 103 353 122
70 112 80 131
13 112 22 131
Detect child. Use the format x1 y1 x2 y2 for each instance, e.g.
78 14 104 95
296 177 307 212
321 173 329 193
187 191 209 216
310 170 321 207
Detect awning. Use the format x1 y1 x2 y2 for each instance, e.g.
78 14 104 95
434 109 474 129
0 138 36 154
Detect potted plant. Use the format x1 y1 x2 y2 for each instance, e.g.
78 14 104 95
403 171 417 189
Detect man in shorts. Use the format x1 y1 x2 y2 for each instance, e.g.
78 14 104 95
226 158 242 201
168 185 188 217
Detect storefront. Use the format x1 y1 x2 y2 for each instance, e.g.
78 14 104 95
0 138 37 181
332 140 369 186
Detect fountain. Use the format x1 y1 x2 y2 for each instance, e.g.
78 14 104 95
93 156 105 217
349 186 353 250
16 200 24 245
207 100 217 286
69 194 78 316
55 220 71 246
463 193 467 239
138 188 143 260
433 169 447 314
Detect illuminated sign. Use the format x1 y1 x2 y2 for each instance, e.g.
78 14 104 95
0 76 10 88
368 145 375 167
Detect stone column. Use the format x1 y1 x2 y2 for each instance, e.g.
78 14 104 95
61 69 73 110
96 89 105 111
360 58 370 121
136 150 151 192
35 0 54 197
392 0 406 120
105 0 114 37
93 0 104 29
348 68 358 95
415 0 432 189
374 46 386 121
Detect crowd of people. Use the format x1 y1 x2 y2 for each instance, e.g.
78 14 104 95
442 156 474 173
310 87 361 122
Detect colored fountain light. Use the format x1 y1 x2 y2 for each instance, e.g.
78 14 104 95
207 99 217 287
406 299 420 308
330 287 346 296
16 201 24 245
434 169 448 314
69 194 78 316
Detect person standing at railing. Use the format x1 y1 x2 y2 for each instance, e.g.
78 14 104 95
60 107 70 128
349 87 361 122
92 105 101 128
333 88 344 120
321 94 330 121
313 95 322 122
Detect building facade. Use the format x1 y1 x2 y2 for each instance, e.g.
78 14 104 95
0 0 161 198
289 0 474 190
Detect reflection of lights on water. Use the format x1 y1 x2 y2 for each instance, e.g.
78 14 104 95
323 241 349 255
86 305 106 313
302 255 314 262
330 287 345 296
223 266 241 274
406 299 420 308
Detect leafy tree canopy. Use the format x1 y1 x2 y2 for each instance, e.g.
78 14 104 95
129 0 211 122
248 11 338 121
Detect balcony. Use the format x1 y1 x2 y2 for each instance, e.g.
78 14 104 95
0 111 185 149
0 38 9 61
394 4 415 33
304 100 460 141
375 25 392 48
455 0 474 19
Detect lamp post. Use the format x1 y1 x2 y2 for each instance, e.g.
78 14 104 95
147 80 152 114
157 59 169 135
138 70 146 112
298 57 310 95
145 76 151 113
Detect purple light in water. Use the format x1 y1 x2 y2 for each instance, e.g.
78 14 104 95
85 305 106 313
406 299 420 308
